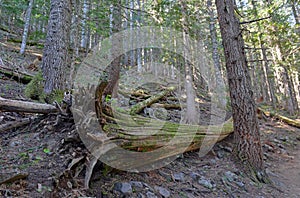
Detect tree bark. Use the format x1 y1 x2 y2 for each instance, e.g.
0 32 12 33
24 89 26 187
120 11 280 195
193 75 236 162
20 0 34 55
215 0 268 182
42 0 71 94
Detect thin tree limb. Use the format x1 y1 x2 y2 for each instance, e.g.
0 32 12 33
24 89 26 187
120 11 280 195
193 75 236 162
240 16 271 24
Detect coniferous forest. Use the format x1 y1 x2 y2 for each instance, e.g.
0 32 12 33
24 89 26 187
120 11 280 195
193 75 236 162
0 0 299 197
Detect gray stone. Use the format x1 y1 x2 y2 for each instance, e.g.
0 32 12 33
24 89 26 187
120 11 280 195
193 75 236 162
279 136 288 142
158 170 172 181
137 193 146 198
113 182 132 194
143 182 154 191
273 138 280 143
210 159 217 164
216 150 224 158
9 139 22 147
223 146 233 153
224 171 238 182
130 181 143 188
235 181 245 188
173 172 185 182
189 172 200 181
154 186 170 197
146 191 157 198
198 177 215 189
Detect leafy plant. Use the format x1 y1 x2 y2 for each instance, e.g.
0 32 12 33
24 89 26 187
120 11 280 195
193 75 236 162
43 148 50 154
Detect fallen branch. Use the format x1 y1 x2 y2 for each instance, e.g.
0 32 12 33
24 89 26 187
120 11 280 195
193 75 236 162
0 97 58 114
130 87 176 115
259 108 300 128
0 118 31 132
7 37 44 48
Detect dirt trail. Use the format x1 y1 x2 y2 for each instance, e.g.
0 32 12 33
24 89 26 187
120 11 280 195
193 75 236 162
275 146 300 198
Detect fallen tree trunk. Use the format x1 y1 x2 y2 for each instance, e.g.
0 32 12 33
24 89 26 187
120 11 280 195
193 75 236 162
0 97 58 114
76 81 233 187
0 65 34 83
259 108 300 128
0 118 31 132
74 106 233 171
7 37 44 48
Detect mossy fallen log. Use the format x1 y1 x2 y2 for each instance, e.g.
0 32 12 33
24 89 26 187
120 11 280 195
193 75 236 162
259 108 300 128
76 80 233 187
0 65 34 83
7 37 44 48
130 87 176 115
74 106 233 171
102 114 233 149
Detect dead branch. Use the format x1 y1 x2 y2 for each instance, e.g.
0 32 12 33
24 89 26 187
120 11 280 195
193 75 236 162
130 87 176 115
0 118 31 132
240 16 271 24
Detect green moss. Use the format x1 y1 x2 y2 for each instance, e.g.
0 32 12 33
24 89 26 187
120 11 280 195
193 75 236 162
24 71 65 104
24 71 45 101
44 89 65 104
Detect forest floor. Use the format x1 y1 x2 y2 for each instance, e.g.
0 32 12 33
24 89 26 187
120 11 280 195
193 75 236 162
0 40 300 198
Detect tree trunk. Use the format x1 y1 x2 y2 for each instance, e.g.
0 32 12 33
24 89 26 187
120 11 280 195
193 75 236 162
20 0 34 55
129 0 135 66
215 0 268 182
137 0 142 72
291 0 299 25
260 47 277 107
179 0 198 124
42 0 71 94
273 43 299 115
81 0 88 48
104 1 122 96
207 0 226 107
68 0 80 89
250 0 276 107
